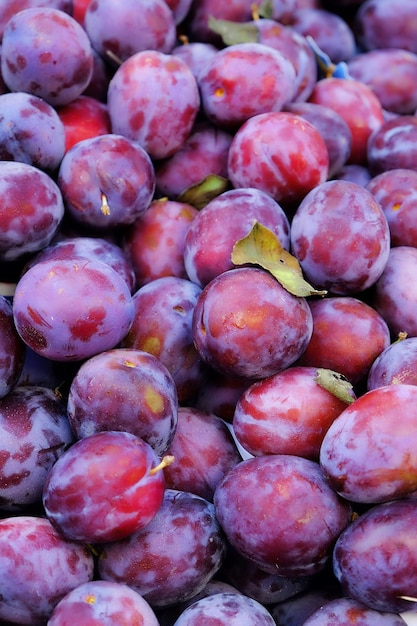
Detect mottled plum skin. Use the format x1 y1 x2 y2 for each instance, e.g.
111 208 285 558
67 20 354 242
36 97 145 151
367 337 417 391
43 430 166 543
84 0 176 64
67 348 178 455
0 92 66 170
123 199 198 289
302 597 407 625
370 246 417 338
56 94 111 152
367 116 417 176
297 297 391 386
290 180 391 295
320 384 417 504
57 133 155 229
0 515 94 625
98 489 226 608
121 277 205 404
192 267 313 380
48 580 160 625
107 50 200 160
172 42 219 81
213 454 352 576
366 169 417 248
227 111 329 207
13 256 135 361
333 498 417 613
172 592 276 625
0 1 73 40
233 366 355 461
0 295 25 398
183 187 290 288
0 161 64 262
0 385 73 511
163 406 242 501
355 0 417 53
1 8 94 106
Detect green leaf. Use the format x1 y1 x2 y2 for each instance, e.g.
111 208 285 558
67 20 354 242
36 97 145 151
258 0 274 19
208 16 259 45
314 369 356 404
177 174 230 210
231 221 327 297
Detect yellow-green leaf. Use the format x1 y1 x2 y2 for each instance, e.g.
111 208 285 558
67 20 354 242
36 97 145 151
177 174 230 210
208 16 259 45
231 221 327 297
314 368 356 404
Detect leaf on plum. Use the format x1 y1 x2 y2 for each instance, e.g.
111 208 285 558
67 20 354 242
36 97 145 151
177 174 230 210
314 368 356 404
208 17 258 45
231 221 327 297
257 0 275 19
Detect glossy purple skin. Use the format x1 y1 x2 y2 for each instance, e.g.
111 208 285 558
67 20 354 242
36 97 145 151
290 180 391 295
1 8 93 106
98 489 226 608
57 133 155 229
43 430 166 543
172 592 276 625
197 42 296 130
370 246 417 338
213 454 352 577
27 236 136 292
367 116 417 176
84 0 177 64
13 256 134 361
0 0 73 41
192 267 313 380
0 515 94 625
0 161 64 262
67 348 178 456
163 406 242 501
165 0 193 25
355 0 417 54
0 385 73 511
227 111 329 207
367 337 417 390
183 187 291 287
121 277 205 404
107 50 200 160
333 163 372 187
285 101 352 178
0 92 65 170
320 384 417 503
270 586 343 626
0 295 25 398
333 498 417 613
155 121 233 199
172 42 219 80
366 169 417 248
48 580 160 625
302 597 406 625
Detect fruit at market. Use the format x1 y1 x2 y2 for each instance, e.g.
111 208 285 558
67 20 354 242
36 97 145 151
366 169 417 248
302 597 407 625
0 384 73 511
367 116 417 176
355 0 417 53
67 347 178 455
47 579 160 626
183 187 290 287
367 336 417 390
0 1 73 40
333 498 417 613
43 430 167 543
290 180 391 295
121 276 205 404
84 0 177 64
227 111 329 207
172 41 219 81
162 406 242 500
172 592 276 625
0 91 66 170
270 582 342 626
0 515 94 624
1 7 93 106
98 488 226 607
0 160 64 262
13 256 134 361
57 133 156 229
214 454 352 577
107 50 200 160
56 94 111 152
0 294 25 398
192 266 313 379
320 383 417 503
297 296 391 386
233 365 356 461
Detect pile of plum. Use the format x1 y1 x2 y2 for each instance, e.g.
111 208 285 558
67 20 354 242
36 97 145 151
1 0 417 624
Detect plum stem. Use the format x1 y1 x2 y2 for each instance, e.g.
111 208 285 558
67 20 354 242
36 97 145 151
150 455 175 475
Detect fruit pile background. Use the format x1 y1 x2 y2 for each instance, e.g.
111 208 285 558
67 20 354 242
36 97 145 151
1 0 417 624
